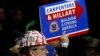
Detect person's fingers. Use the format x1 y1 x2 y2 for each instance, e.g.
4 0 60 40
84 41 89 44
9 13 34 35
61 31 69 43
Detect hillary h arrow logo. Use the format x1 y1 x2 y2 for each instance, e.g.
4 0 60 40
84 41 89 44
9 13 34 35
75 2 83 19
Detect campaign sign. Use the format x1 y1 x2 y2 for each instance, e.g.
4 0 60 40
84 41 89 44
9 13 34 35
39 0 89 42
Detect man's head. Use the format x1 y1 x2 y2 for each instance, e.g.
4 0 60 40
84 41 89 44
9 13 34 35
14 9 22 21
20 30 48 56
9 8 23 22
0 7 5 23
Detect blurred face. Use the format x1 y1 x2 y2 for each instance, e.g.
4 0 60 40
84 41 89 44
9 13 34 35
14 10 23 21
10 44 20 55
23 45 48 56
0 8 5 21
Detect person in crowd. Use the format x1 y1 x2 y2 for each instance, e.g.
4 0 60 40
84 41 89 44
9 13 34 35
0 6 6 30
8 8 25 33
19 30 69 56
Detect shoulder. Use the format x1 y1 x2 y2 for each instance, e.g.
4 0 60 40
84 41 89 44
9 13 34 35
46 45 56 56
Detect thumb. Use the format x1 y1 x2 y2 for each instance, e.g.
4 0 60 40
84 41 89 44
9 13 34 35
61 31 69 43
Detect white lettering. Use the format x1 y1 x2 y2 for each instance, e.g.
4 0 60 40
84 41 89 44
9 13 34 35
45 1 76 14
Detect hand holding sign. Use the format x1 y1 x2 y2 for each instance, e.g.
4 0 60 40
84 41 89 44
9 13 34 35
61 31 69 48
